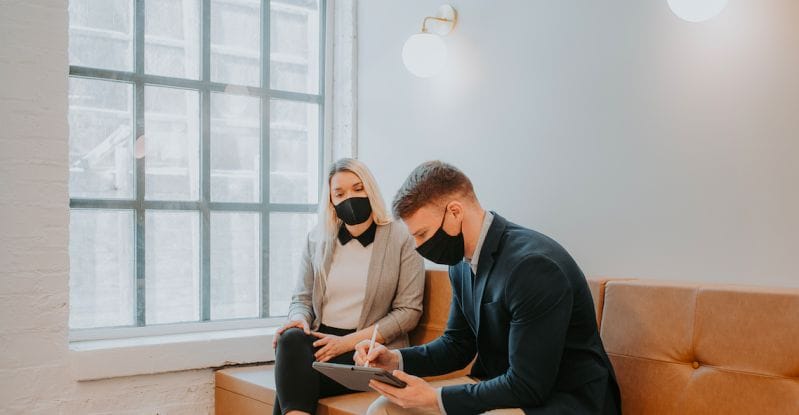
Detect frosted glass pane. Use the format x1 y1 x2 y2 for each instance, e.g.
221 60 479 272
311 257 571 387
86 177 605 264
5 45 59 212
69 77 135 199
69 0 134 71
145 0 201 79
270 0 320 94
69 209 135 329
211 212 260 320
270 100 320 203
144 86 200 201
211 0 261 86
210 93 261 202
145 210 200 324
269 213 316 316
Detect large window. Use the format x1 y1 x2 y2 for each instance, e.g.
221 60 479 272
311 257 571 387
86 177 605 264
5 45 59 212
67 0 325 333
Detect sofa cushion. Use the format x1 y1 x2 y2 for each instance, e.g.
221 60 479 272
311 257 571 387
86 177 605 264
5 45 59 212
601 280 799 414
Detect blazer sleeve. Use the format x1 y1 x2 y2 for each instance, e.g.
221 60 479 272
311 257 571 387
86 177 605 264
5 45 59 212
440 256 574 414
375 232 425 343
399 267 478 377
287 233 315 324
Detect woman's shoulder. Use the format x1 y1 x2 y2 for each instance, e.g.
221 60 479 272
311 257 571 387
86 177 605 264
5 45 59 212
378 220 413 244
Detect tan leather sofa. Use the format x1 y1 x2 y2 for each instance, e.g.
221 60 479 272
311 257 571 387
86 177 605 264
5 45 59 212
216 273 799 414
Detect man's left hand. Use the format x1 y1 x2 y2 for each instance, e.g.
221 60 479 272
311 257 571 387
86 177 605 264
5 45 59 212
369 370 440 412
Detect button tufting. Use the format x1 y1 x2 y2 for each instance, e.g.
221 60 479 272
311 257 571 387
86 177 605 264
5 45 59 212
692 361 700 369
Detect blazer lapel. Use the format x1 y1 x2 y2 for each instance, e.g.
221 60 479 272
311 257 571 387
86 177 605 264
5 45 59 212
357 223 388 329
474 213 506 332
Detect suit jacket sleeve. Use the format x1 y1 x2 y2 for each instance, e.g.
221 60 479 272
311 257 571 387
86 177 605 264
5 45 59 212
440 256 574 414
398 268 478 377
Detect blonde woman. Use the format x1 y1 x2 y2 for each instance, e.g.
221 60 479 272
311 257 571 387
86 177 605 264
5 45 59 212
271 158 425 415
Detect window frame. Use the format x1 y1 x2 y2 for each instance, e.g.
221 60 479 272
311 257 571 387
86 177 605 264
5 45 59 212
68 0 327 341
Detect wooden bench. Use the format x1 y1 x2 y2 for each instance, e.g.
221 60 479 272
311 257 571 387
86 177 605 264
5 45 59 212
215 270 470 415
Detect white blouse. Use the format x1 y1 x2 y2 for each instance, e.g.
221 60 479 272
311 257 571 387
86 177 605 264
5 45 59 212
321 239 373 329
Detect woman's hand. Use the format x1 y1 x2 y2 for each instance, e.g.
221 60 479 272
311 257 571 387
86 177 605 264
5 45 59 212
272 318 310 349
311 332 356 362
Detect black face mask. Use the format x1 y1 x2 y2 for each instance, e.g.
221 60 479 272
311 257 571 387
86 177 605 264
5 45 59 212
334 196 373 225
415 209 465 266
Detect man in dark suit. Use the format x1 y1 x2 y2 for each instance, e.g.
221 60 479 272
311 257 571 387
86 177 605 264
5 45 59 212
355 161 620 414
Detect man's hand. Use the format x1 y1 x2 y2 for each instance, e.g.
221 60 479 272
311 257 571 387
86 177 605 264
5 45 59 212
353 340 399 371
311 332 356 362
272 318 310 349
369 371 440 412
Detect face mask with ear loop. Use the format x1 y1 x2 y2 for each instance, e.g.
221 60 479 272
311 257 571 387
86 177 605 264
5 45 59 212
415 207 465 266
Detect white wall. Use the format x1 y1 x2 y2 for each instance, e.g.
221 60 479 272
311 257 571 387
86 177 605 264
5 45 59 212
357 0 799 287
0 1 214 413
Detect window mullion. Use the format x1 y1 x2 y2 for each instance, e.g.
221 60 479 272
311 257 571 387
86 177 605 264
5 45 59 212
201 0 213 322
261 0 271 318
134 0 146 327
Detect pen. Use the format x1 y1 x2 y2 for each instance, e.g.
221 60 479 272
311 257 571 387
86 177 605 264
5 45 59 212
364 323 379 367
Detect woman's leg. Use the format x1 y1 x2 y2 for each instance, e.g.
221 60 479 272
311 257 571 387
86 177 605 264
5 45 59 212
316 344 358 399
273 328 318 415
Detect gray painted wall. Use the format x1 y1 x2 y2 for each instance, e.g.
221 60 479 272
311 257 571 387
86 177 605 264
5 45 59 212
357 0 799 287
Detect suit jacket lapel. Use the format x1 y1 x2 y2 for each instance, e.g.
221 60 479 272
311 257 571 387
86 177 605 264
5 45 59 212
474 213 506 332
357 223 388 329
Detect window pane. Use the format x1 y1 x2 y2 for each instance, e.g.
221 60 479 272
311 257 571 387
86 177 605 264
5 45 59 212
211 212 260 320
269 212 316 316
270 100 319 203
144 86 200 201
211 0 261 86
68 0 133 71
145 0 201 79
145 211 200 324
69 209 135 329
270 0 320 94
210 93 261 202
69 77 134 199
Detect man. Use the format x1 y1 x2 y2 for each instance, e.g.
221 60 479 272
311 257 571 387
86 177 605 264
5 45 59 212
355 161 621 414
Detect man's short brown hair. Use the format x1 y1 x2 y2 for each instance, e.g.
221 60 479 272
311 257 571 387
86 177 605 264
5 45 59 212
392 161 475 219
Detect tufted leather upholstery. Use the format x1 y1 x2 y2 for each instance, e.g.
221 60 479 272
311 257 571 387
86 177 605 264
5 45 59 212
599 279 799 414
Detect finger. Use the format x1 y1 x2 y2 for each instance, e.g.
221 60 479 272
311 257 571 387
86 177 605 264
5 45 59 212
354 340 370 354
312 337 329 347
369 380 402 400
309 331 327 339
366 348 384 362
391 370 416 383
301 321 311 334
314 347 327 360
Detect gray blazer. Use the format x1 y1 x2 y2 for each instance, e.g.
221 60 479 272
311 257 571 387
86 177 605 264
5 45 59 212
287 221 425 349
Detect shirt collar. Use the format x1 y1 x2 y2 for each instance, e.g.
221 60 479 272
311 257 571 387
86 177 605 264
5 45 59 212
466 211 494 275
338 221 378 247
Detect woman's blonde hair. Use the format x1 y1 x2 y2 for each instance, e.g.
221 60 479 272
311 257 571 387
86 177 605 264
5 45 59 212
310 158 391 277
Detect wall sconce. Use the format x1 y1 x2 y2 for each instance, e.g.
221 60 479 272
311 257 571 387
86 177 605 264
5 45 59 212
668 0 728 22
402 5 458 78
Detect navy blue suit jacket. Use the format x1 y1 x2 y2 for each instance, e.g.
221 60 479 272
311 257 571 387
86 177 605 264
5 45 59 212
400 213 621 414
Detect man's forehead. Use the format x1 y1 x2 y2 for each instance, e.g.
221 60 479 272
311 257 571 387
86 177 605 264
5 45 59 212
404 205 441 231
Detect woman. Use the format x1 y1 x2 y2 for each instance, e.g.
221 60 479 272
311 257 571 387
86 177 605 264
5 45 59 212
272 158 425 415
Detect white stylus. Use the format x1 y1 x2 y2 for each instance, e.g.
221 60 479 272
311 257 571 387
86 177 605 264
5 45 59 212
364 323 379 367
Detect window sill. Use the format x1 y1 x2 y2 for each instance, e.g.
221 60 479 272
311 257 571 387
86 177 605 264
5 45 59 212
69 326 278 381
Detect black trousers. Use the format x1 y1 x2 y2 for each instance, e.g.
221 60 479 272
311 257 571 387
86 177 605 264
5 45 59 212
273 325 357 415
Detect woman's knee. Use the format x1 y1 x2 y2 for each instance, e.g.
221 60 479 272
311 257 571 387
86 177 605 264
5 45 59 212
277 327 310 349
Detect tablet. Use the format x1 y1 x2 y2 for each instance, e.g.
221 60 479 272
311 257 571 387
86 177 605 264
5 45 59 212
312 362 407 392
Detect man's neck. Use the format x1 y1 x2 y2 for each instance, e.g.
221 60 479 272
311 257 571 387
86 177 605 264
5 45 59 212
463 207 486 260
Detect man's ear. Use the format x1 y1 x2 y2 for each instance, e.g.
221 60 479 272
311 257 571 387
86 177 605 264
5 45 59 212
446 200 464 220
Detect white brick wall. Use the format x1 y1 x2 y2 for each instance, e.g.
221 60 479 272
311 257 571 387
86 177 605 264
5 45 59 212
0 1 215 413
